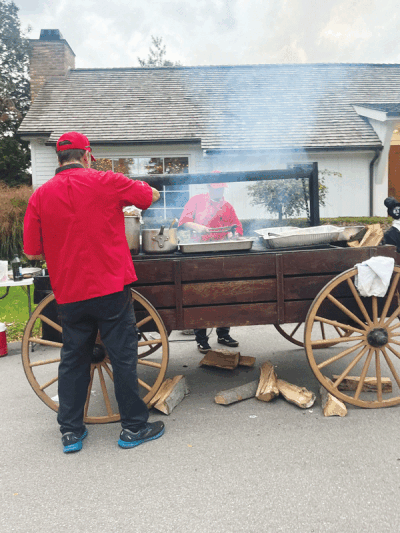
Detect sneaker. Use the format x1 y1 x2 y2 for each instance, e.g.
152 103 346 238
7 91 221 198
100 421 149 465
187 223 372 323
197 340 212 353
217 335 239 347
118 421 165 449
62 427 88 453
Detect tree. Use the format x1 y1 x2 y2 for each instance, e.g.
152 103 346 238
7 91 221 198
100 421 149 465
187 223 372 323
138 36 181 67
247 168 340 223
0 0 31 186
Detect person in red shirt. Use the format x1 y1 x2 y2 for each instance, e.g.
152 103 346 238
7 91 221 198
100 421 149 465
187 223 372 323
178 180 243 353
24 131 165 453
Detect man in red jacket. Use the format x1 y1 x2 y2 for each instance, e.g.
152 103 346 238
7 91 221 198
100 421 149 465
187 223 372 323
24 131 164 453
178 180 243 352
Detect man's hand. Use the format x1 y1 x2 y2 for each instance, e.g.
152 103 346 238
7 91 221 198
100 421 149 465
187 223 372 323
25 253 45 261
151 187 160 204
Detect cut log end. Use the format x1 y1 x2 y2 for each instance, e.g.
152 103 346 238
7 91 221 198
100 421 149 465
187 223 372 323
277 379 316 409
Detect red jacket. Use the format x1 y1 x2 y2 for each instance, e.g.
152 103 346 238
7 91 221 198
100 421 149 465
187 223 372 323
24 164 153 304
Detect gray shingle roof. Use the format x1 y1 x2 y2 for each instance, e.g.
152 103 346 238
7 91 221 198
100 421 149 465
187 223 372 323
18 64 400 151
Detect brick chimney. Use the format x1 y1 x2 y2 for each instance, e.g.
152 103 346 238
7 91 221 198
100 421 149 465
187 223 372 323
29 29 75 102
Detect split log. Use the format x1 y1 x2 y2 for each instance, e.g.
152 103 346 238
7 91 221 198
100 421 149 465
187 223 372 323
255 361 279 402
348 224 383 248
320 380 347 417
215 380 258 405
238 355 256 367
153 375 189 415
277 379 316 408
332 375 392 392
199 349 240 370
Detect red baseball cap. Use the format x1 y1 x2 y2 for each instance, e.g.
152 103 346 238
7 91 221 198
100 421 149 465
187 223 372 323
208 183 228 188
56 132 96 161
209 170 227 188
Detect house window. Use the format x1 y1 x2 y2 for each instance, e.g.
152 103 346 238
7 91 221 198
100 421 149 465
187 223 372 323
92 156 189 219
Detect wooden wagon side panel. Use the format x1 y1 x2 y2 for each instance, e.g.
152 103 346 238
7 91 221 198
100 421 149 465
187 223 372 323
183 302 278 328
180 254 277 281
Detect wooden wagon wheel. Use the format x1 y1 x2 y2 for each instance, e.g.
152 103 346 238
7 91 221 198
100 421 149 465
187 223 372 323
274 322 352 348
21 289 169 423
304 266 400 408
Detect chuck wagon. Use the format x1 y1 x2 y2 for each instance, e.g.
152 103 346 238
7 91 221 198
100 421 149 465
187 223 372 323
21 166 400 422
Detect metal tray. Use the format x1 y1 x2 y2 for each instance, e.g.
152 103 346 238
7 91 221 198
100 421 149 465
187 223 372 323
261 225 342 249
179 239 254 254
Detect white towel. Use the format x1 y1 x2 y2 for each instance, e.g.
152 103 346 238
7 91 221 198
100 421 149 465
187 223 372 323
355 256 395 297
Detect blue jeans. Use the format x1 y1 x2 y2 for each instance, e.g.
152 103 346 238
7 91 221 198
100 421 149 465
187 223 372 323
57 286 148 434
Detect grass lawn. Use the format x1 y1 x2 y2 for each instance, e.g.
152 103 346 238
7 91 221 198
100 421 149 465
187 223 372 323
0 285 37 342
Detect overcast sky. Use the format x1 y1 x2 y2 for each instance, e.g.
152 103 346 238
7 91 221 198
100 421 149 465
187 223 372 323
14 0 400 69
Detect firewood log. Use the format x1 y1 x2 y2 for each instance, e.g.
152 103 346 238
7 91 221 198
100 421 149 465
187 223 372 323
153 375 189 415
277 379 315 408
255 361 279 402
238 355 256 367
199 349 240 370
215 380 258 405
320 379 347 417
332 375 392 392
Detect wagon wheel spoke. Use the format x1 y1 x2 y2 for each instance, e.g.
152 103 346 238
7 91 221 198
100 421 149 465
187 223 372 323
28 337 63 348
381 347 400 389
354 348 374 400
30 357 61 367
315 316 365 334
332 345 369 388
326 293 368 329
311 335 364 348
97 364 114 417
39 375 58 391
138 359 162 369
84 365 96 418
317 341 365 369
386 344 400 361
102 361 114 381
375 350 383 402
136 315 153 329
38 314 63 333
138 378 152 392
346 277 373 326
379 271 400 324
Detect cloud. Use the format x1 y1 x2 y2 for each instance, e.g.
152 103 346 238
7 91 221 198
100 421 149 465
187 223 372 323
15 0 400 67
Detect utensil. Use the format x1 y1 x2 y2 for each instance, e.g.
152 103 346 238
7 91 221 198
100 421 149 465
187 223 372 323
169 218 178 231
208 224 237 234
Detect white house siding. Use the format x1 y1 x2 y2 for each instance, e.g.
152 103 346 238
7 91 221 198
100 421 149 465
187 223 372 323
30 139 58 188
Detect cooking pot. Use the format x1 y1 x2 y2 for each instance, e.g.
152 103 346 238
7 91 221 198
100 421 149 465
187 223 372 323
124 215 140 255
142 224 178 254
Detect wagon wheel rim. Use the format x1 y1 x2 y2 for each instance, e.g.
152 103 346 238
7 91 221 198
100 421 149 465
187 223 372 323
274 322 352 348
304 266 400 408
21 290 169 423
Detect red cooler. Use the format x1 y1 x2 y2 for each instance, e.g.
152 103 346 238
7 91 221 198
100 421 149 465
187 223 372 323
0 323 7 357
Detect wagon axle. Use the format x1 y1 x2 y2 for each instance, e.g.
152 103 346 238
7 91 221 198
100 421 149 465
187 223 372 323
367 328 389 348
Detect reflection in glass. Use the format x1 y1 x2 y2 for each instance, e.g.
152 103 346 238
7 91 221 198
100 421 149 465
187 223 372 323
92 158 112 172
165 157 189 174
